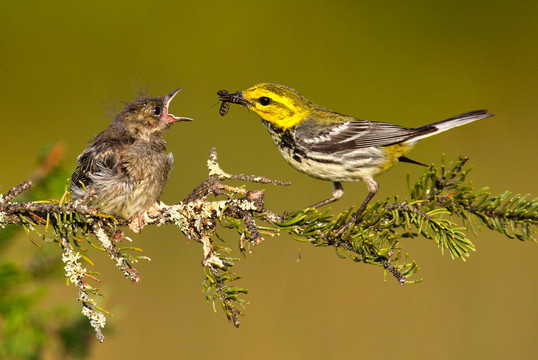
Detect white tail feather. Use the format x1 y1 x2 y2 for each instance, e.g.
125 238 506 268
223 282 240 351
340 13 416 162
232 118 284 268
411 110 494 142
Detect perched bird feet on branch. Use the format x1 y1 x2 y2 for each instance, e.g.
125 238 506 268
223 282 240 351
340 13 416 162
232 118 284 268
128 200 167 233
69 89 192 233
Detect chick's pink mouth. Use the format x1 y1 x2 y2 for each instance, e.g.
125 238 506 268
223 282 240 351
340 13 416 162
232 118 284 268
163 107 193 124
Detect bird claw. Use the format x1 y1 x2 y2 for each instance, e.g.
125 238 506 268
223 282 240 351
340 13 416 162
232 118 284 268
128 216 145 233
128 201 166 233
333 221 353 237
146 200 165 219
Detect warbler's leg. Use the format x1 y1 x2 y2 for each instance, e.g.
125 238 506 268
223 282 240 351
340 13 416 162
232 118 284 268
306 181 344 209
335 176 379 236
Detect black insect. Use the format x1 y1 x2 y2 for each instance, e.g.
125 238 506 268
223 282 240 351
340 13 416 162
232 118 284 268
217 90 230 116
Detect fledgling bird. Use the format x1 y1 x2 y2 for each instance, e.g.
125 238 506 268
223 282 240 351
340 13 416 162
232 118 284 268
218 83 495 233
70 89 192 232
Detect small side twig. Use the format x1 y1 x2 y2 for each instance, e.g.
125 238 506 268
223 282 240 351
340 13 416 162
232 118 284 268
386 201 432 220
1 179 33 203
93 225 140 283
208 147 292 186
382 258 406 286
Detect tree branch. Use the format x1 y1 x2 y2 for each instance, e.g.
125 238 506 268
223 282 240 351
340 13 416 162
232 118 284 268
1 150 536 342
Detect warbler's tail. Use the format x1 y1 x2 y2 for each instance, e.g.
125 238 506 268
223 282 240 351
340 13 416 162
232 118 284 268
411 110 495 142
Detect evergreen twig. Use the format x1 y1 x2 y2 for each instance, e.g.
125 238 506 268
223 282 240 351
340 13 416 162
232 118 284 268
1 150 536 340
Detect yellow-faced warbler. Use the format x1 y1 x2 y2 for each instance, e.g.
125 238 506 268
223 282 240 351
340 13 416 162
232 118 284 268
218 83 494 233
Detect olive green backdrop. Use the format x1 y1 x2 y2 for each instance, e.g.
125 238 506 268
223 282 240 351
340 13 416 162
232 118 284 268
1 1 537 359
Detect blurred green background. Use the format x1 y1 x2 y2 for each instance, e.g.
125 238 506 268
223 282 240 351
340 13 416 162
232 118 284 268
1 1 537 359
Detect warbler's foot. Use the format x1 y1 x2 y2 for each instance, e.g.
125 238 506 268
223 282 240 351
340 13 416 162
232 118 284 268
334 220 354 237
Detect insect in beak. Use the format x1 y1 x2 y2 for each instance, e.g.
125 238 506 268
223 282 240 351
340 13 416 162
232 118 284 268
217 90 252 116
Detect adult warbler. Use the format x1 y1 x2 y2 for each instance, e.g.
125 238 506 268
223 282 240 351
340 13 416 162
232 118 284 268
71 89 192 232
218 83 494 232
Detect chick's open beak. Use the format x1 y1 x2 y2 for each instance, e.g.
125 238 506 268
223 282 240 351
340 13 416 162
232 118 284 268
218 91 252 107
163 88 193 124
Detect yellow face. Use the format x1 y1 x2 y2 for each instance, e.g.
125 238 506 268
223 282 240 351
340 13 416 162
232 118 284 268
239 83 314 130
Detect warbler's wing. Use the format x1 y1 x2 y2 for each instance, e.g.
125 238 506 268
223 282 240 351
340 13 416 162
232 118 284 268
296 118 436 152
70 139 123 189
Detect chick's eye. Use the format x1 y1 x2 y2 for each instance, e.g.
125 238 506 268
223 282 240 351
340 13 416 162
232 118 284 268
259 97 271 106
152 106 162 116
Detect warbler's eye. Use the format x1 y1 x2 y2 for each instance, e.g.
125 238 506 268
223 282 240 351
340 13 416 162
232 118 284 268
259 97 272 106
152 106 162 116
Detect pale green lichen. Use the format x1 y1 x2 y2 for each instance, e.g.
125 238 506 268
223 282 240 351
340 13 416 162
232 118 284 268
167 199 228 231
82 305 106 330
207 155 230 179
62 242 106 340
237 199 258 211
61 247 87 284
94 226 112 250
201 235 225 268
114 256 125 267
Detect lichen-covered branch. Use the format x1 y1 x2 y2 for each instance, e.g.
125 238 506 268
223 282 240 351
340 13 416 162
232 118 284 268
1 150 536 341
58 234 106 343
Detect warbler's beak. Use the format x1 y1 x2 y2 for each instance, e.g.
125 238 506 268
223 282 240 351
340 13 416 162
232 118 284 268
163 88 193 124
218 91 252 107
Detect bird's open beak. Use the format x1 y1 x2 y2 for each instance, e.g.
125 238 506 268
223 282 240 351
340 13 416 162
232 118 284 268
218 91 252 107
163 88 193 124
